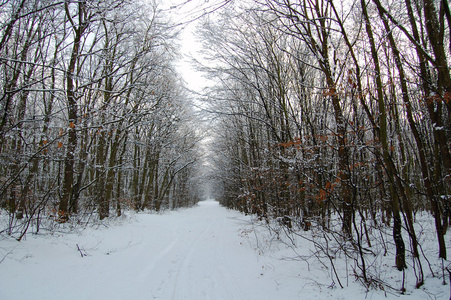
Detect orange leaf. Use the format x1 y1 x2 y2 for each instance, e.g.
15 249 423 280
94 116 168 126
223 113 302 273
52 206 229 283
58 142 63 149
325 181 332 190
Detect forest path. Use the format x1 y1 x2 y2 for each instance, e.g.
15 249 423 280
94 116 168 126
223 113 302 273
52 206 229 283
1 200 298 300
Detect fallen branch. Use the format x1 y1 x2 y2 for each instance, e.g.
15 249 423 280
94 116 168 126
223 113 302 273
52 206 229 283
76 244 87 257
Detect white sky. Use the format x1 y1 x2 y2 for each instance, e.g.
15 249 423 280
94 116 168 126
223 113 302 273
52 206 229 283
160 0 218 93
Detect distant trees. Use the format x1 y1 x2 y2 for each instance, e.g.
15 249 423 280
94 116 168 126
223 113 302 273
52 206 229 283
0 0 202 238
201 0 450 290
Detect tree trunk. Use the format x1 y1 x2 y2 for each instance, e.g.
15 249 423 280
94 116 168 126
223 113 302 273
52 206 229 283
59 1 88 221
362 0 406 270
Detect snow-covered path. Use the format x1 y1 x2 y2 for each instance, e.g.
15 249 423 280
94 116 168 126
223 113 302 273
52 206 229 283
0 200 303 300
2 200 446 300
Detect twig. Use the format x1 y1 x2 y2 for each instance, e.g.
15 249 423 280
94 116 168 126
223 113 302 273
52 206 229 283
447 267 451 300
0 245 17 264
76 244 86 257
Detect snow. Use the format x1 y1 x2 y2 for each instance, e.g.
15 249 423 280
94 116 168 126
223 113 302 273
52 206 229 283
1 200 449 300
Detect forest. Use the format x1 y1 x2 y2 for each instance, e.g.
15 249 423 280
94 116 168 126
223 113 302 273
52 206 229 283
201 0 451 291
1 0 451 294
0 0 204 239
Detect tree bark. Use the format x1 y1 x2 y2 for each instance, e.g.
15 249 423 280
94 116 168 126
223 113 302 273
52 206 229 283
59 1 89 221
361 0 406 270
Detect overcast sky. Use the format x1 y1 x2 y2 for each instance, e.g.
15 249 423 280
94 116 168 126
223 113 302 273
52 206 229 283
159 0 211 93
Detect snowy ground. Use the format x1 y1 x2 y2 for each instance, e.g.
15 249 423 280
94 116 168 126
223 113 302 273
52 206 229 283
0 200 449 300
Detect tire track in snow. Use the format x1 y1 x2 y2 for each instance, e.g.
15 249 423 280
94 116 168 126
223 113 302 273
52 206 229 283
147 204 225 299
211 216 245 300
169 219 214 299
110 201 262 300
146 220 213 299
137 238 178 281
169 215 244 300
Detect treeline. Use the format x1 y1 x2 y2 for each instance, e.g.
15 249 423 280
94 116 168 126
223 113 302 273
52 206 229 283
203 0 450 288
0 0 202 238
